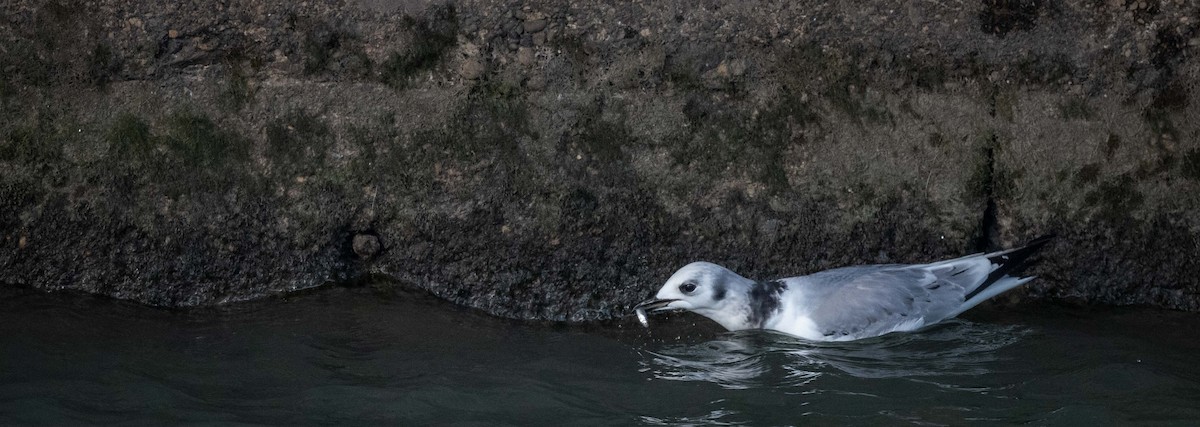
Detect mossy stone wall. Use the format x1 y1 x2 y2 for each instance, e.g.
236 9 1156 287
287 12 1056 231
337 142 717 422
1 0 1198 317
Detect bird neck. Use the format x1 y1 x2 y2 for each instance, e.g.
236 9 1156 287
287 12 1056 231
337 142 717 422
745 279 788 328
694 275 760 331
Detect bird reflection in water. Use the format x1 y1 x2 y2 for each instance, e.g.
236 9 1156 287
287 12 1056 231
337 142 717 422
639 320 1030 390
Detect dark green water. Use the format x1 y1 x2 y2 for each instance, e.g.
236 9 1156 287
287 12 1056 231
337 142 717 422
2 285 1199 426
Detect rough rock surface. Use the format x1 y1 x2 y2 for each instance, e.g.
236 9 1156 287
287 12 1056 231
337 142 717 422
1 0 1198 319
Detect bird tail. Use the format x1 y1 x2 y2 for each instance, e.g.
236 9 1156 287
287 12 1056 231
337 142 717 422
943 235 1054 316
966 235 1053 298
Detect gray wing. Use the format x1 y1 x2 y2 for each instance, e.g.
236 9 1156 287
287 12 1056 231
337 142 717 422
789 265 975 339
781 237 1050 340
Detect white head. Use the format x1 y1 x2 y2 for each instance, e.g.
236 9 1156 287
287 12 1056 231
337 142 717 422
635 262 757 331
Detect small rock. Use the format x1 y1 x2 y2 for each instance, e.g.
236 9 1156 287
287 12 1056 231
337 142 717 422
701 60 745 90
460 57 486 79
715 61 730 78
728 59 747 76
17 236 27 249
168 29 179 38
166 45 208 67
517 47 535 66
352 233 381 259
523 19 548 33
532 32 545 46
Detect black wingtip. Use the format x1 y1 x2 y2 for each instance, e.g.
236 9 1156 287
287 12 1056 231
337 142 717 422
986 234 1054 270
1023 234 1056 250
964 235 1054 301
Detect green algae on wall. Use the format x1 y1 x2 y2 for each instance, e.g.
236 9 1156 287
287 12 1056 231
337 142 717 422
97 111 256 197
2 0 1200 316
266 110 333 171
105 113 154 159
1 109 72 164
380 4 459 89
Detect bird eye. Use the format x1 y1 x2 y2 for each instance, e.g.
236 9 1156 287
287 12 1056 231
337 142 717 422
679 282 697 294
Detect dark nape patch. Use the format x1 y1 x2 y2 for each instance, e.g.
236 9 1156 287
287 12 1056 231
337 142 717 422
711 283 727 301
747 280 787 327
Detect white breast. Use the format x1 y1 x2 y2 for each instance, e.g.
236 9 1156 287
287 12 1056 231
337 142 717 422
761 289 824 340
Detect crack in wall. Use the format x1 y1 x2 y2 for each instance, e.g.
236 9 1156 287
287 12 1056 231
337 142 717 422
975 139 999 253
975 87 1003 253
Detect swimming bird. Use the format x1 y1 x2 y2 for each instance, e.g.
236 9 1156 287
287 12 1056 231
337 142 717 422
634 236 1052 341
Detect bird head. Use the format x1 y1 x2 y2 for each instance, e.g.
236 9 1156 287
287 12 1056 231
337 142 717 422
634 262 755 330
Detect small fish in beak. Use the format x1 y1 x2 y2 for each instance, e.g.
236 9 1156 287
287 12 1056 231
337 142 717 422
632 298 678 328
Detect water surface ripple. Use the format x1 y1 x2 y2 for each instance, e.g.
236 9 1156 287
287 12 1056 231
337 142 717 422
2 286 1199 425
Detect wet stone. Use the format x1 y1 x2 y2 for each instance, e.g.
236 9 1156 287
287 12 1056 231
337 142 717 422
352 234 381 259
523 19 548 33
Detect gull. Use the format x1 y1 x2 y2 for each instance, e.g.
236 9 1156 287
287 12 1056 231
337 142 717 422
634 236 1052 341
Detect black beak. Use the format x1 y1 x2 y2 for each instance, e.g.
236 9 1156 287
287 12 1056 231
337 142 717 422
633 298 678 313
